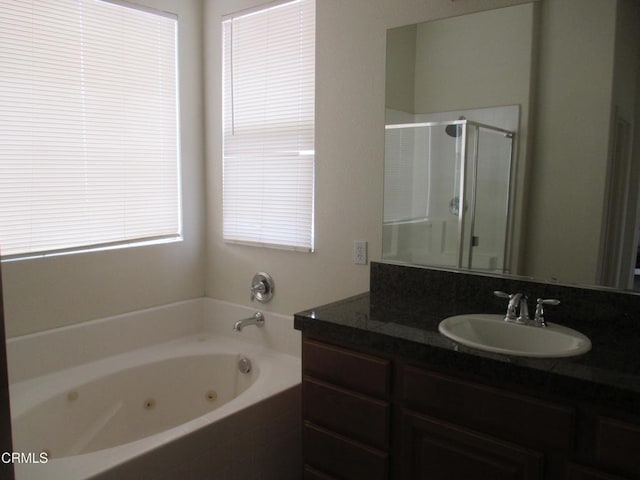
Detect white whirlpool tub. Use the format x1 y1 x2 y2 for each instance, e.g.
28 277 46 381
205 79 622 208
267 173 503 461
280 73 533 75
7 298 302 480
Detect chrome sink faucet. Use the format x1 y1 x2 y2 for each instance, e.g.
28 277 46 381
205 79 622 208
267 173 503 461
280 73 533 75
517 295 530 323
494 291 529 323
494 291 560 327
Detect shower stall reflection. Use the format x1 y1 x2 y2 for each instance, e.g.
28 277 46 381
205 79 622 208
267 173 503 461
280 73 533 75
383 119 515 273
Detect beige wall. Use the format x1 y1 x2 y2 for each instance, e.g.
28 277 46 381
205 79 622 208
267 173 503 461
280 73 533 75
413 4 534 114
3 0 536 337
203 0 534 316
524 0 617 284
2 0 206 337
385 25 416 114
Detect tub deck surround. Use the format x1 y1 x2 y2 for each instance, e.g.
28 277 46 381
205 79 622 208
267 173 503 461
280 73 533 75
7 297 301 383
6 299 205 384
293 262 640 412
7 298 302 480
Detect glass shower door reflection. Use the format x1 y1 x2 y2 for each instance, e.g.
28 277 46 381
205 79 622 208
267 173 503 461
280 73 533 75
383 123 462 268
383 120 514 274
463 125 514 272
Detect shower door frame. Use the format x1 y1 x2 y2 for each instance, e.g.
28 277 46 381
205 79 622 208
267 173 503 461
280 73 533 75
384 119 515 272
460 120 516 272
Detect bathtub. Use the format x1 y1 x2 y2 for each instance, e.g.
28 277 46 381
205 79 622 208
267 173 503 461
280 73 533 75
7 298 302 480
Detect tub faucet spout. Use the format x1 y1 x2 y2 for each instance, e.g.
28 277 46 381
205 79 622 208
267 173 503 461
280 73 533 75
233 312 265 332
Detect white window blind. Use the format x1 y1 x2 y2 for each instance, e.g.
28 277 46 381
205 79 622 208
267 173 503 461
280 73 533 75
222 0 315 251
0 0 181 259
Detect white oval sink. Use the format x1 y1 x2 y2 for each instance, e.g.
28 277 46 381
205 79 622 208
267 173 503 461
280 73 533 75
438 314 591 358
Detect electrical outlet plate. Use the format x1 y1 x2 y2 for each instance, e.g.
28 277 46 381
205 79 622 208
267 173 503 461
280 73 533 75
354 240 368 265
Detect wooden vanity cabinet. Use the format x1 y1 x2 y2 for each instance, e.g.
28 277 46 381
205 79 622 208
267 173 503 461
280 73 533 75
594 416 640 477
302 338 391 480
301 336 640 480
401 365 575 450
566 463 630 480
401 410 544 480
400 364 577 480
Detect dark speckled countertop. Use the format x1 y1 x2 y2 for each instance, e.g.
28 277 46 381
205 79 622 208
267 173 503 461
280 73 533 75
294 263 640 413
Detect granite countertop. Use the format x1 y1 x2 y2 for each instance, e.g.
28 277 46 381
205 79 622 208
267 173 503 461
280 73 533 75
294 292 640 412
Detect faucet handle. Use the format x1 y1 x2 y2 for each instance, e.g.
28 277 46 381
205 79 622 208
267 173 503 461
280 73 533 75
534 298 560 327
493 291 520 322
537 298 560 306
250 272 274 303
250 281 266 301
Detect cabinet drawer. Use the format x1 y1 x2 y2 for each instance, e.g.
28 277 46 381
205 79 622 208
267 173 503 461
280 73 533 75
303 422 389 480
303 339 390 398
567 463 629 480
303 376 390 449
303 464 339 480
401 411 543 480
595 416 640 476
402 366 575 449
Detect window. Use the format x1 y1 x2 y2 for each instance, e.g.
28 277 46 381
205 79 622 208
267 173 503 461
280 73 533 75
0 0 180 259
222 0 315 251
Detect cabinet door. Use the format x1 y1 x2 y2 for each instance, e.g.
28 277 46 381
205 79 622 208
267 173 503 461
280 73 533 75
304 421 388 480
566 463 630 480
402 365 575 450
401 411 543 480
304 464 339 480
303 376 390 449
595 416 640 477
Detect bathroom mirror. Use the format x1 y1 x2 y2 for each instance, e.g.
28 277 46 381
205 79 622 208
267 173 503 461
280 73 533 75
383 0 640 291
